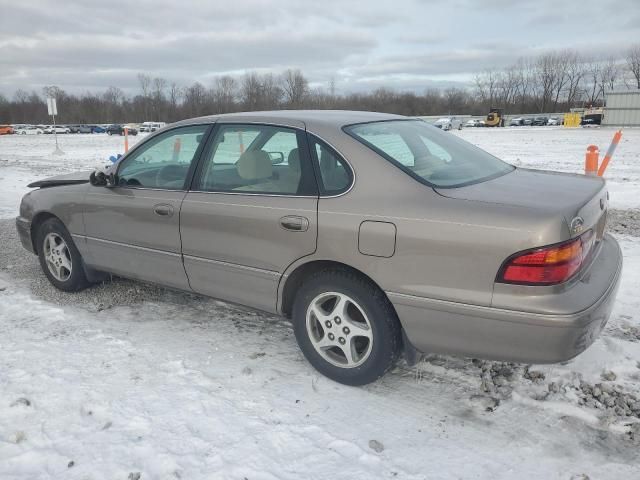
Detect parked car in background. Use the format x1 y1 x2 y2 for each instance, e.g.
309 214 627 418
140 121 166 132
43 125 71 134
17 126 44 135
465 119 484 128
522 117 534 126
509 117 524 126
433 117 463 131
89 125 106 133
0 125 15 135
16 111 621 386
532 116 548 126
76 125 93 134
106 124 138 136
581 118 600 128
547 117 562 126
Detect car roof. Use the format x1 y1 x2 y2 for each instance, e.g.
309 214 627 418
173 110 407 130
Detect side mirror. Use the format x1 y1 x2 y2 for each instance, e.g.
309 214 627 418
89 167 118 187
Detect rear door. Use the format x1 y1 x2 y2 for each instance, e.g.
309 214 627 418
180 122 319 312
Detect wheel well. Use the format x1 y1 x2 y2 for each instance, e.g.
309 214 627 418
29 212 58 254
281 260 388 318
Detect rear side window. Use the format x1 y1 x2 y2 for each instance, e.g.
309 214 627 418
308 136 352 195
196 124 317 196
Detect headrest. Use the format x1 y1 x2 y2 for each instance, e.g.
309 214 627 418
237 150 272 180
287 148 301 173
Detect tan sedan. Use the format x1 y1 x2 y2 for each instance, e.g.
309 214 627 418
16 111 622 385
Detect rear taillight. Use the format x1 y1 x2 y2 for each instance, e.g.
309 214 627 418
497 230 595 285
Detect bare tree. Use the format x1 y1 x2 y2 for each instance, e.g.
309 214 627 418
240 72 262 110
137 73 152 118
564 51 585 107
102 86 124 123
183 82 209 117
444 87 467 113
513 57 535 112
281 69 309 107
212 75 237 113
496 66 519 113
598 57 620 99
534 52 562 112
474 69 498 107
261 73 283 108
42 85 66 100
168 82 182 121
137 74 151 97
584 58 602 105
240 72 282 110
626 44 640 89
151 77 167 119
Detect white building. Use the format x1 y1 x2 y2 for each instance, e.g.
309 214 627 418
603 90 640 127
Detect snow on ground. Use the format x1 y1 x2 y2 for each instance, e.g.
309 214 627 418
453 126 640 210
0 133 146 219
0 128 639 479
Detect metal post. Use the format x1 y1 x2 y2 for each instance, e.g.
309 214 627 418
47 97 64 155
52 112 59 151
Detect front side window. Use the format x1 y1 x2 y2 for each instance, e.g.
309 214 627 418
345 120 514 188
117 125 208 189
196 124 316 195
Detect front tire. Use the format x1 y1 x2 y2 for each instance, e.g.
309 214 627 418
36 218 89 292
292 269 402 386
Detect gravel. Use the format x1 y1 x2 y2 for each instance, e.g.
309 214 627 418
468 358 640 421
576 380 640 418
607 209 640 237
0 219 207 312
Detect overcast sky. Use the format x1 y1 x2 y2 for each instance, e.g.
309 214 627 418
1 0 638 96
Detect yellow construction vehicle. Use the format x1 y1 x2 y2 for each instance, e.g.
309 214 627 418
485 107 505 127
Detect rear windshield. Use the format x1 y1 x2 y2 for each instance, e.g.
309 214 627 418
344 120 514 188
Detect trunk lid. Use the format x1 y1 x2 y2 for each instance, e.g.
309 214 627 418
435 168 609 239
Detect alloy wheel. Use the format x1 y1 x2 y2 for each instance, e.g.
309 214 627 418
43 232 72 281
306 292 373 368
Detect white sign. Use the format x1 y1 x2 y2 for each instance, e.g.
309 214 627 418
46 97 57 116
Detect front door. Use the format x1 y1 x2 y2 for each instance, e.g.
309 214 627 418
82 124 210 290
180 123 319 312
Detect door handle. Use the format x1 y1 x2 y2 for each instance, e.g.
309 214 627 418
279 215 309 232
153 204 174 217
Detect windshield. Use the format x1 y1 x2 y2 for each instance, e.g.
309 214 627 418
344 120 515 188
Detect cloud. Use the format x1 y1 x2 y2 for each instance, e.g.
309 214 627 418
0 0 637 95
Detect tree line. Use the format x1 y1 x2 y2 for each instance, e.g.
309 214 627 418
1 45 639 125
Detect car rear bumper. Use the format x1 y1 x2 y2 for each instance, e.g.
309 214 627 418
16 216 35 254
388 234 623 364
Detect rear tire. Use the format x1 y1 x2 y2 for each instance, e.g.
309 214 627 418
292 269 402 386
36 218 90 292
